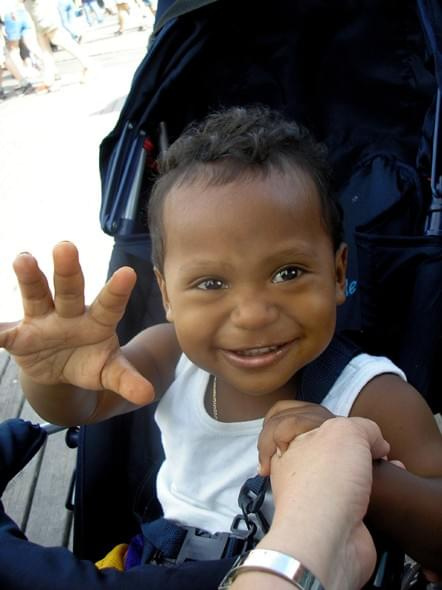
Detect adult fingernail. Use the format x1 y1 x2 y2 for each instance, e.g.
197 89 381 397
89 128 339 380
276 446 282 457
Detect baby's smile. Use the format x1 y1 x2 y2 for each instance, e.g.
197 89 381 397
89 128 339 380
220 340 295 369
232 344 282 357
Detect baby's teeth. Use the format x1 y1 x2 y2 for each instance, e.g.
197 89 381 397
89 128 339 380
239 346 277 357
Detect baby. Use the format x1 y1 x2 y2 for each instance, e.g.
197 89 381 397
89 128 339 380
1 106 442 574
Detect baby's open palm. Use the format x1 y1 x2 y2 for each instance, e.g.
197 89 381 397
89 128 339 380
0 242 153 404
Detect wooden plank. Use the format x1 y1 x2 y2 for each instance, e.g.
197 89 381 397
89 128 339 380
0 354 23 421
68 516 74 551
0 348 9 376
2 401 44 530
0 354 76 547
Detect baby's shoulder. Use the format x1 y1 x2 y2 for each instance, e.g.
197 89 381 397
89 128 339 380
320 351 405 417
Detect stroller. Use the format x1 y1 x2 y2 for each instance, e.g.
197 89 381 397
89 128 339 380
89 0 442 575
80 0 442 581
0 1 441 588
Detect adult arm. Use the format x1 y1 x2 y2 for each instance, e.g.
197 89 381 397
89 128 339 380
230 417 389 590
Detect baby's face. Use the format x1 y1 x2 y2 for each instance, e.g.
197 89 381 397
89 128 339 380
156 168 346 405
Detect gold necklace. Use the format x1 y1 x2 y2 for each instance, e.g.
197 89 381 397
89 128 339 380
211 375 218 420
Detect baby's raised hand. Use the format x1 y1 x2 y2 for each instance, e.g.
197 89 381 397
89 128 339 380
258 400 335 476
0 242 154 405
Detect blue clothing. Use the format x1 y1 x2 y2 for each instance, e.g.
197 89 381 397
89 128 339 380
3 8 32 41
81 0 103 25
58 0 81 39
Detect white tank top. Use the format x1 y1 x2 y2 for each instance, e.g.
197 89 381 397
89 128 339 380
154 353 405 533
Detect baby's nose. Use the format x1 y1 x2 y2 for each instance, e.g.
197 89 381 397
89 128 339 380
230 294 279 329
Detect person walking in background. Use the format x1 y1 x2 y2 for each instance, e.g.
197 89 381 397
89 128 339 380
114 0 128 35
100 0 116 17
0 43 35 97
24 0 93 89
0 27 28 98
114 0 152 36
143 0 154 16
0 0 43 94
57 0 82 42
81 0 102 27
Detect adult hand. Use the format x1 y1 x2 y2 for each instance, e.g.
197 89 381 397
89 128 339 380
0 242 154 405
234 417 390 590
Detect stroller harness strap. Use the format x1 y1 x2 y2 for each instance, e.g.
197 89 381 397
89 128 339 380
126 516 255 567
296 334 361 404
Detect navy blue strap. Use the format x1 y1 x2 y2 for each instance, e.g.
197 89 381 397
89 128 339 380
297 334 361 404
138 517 250 565
141 518 187 562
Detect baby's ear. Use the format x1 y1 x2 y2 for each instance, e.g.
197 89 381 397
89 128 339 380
154 268 174 322
334 243 347 305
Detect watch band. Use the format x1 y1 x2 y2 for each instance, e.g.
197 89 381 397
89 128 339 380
218 549 325 590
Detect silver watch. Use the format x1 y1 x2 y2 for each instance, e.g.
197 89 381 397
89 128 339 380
218 549 325 589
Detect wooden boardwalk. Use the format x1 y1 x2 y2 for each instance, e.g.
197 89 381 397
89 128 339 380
0 349 77 548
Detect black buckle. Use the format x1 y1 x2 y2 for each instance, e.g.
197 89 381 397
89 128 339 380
237 476 270 537
174 528 231 564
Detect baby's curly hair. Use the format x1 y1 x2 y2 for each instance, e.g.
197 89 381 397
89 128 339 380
148 106 343 270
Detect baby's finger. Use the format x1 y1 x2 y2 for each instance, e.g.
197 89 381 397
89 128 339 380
102 353 155 405
258 415 320 475
0 321 20 351
13 253 54 318
257 426 276 475
263 399 309 424
89 267 137 329
53 242 85 318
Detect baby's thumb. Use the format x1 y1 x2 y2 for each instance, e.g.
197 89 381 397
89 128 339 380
102 353 155 406
0 321 21 351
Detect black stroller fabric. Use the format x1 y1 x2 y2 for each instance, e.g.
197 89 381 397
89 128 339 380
74 0 442 572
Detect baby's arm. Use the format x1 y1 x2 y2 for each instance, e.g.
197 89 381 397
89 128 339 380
350 374 442 573
0 242 180 426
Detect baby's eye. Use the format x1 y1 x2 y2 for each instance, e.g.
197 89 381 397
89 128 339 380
272 266 302 283
196 278 227 290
